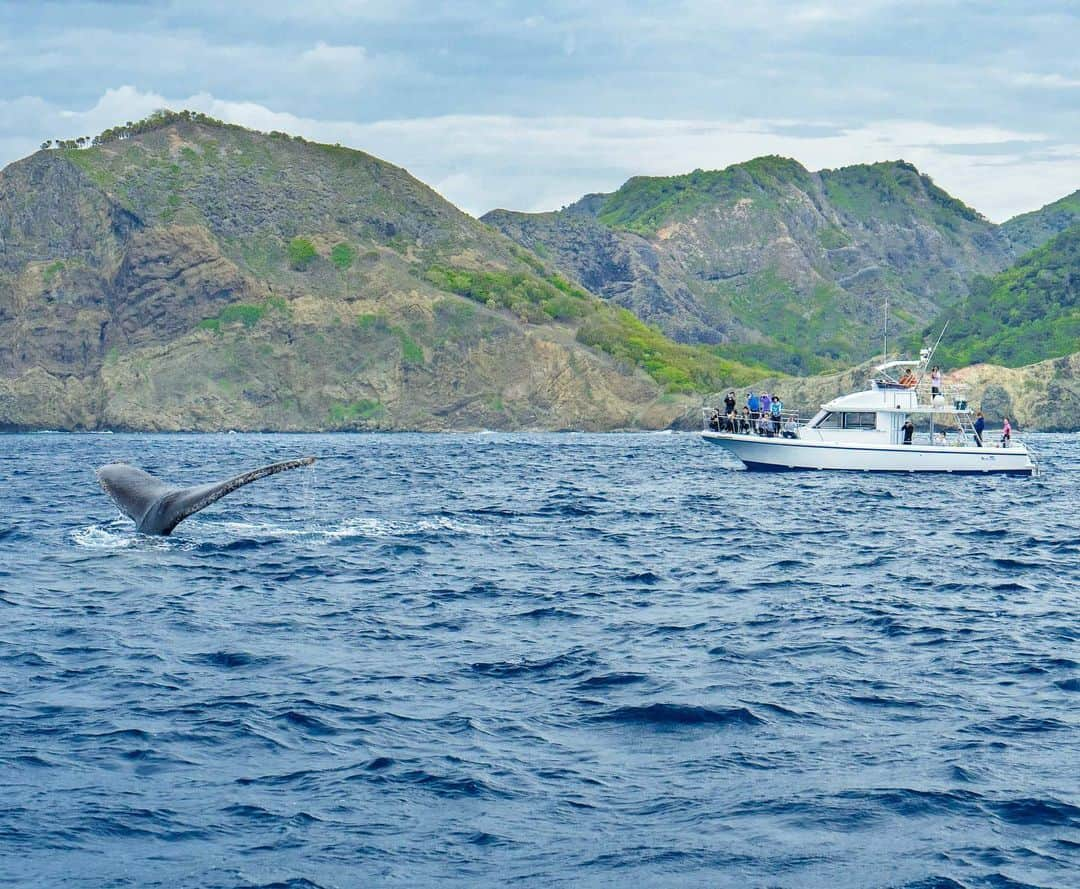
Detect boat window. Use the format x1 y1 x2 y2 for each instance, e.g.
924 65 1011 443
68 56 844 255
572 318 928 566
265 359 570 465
843 412 877 430
813 411 877 429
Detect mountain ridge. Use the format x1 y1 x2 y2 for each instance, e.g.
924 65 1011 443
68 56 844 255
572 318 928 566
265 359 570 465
483 157 1062 373
0 111 765 432
2 110 1076 431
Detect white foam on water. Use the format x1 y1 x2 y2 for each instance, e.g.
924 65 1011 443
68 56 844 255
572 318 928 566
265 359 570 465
70 522 136 549
201 515 488 541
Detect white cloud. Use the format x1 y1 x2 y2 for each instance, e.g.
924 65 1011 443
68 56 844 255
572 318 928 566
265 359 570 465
2 87 1077 222
1009 71 1080 89
301 41 369 66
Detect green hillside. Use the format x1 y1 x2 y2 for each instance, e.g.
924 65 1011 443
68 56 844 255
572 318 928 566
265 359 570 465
595 156 814 235
0 110 766 432
933 225 1080 368
1002 190 1080 254
484 158 1014 369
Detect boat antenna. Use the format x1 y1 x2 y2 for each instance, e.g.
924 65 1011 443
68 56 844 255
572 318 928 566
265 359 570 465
882 295 888 365
916 320 949 387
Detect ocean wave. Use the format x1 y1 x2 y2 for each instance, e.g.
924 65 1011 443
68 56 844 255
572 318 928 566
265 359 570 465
3 431 1079 888
594 703 766 728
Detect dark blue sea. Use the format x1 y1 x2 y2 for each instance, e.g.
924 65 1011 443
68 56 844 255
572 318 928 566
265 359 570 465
1 432 1078 889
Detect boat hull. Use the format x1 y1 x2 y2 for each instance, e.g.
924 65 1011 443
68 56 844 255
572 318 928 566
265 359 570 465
701 433 1034 474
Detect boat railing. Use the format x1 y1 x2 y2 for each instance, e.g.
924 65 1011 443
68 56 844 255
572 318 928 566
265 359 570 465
703 407 802 437
873 374 971 410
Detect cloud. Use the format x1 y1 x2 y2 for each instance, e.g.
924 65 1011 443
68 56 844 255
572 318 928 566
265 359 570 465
1009 71 1080 89
3 86 1074 222
301 41 367 66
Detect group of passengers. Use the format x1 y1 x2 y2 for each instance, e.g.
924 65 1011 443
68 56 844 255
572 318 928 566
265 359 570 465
707 390 798 438
893 365 943 393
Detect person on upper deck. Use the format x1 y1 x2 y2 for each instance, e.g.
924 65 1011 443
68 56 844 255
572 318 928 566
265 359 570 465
761 392 772 417
931 366 942 397
724 391 736 416
747 392 761 417
899 369 917 387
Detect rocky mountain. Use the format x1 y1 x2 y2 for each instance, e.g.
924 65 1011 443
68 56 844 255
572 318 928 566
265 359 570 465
0 111 763 432
483 158 1018 373
1002 190 1080 255
932 224 1079 369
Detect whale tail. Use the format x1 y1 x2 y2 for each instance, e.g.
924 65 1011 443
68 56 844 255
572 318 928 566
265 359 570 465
97 456 316 535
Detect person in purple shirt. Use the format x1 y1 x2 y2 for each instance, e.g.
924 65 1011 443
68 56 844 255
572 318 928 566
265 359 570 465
761 392 772 416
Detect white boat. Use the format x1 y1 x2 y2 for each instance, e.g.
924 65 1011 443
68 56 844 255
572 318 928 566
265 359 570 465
702 360 1036 475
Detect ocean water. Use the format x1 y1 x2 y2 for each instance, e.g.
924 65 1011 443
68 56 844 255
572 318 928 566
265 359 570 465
1 431 1078 889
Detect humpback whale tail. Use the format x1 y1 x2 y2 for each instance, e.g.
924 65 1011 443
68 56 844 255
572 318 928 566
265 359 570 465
96 456 316 535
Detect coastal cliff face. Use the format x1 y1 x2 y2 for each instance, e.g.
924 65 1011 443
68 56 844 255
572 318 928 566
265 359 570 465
2 115 770 431
484 158 1018 372
1 113 1075 432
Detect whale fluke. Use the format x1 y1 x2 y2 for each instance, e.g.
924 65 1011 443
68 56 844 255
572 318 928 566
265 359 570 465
96 456 316 535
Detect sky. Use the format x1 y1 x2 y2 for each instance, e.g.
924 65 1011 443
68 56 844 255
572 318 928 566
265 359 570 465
0 0 1078 221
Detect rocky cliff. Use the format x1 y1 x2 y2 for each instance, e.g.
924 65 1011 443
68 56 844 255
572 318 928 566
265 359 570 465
484 158 1019 372
1002 190 1080 255
0 112 764 432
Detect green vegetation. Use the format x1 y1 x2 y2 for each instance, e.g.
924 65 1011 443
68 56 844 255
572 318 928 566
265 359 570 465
199 297 289 332
355 313 425 365
398 330 424 365
820 161 983 231
817 226 851 250
287 237 317 270
577 307 765 393
710 270 857 366
596 156 812 235
328 399 384 424
1003 189 1080 254
932 225 1080 368
330 242 357 270
41 261 65 287
424 265 591 322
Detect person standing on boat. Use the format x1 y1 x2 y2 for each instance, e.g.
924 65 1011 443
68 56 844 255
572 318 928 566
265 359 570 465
1001 416 1012 447
974 411 985 447
724 390 736 417
902 418 914 445
770 395 783 425
747 391 761 418
761 392 772 418
931 366 942 397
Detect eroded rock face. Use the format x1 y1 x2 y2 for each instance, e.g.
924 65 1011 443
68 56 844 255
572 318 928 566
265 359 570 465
485 161 1017 362
483 208 727 344
0 122 691 431
0 152 139 273
109 225 255 348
